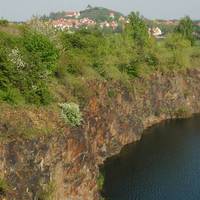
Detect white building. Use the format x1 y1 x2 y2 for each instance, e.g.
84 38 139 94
109 12 115 19
65 11 80 19
149 27 163 37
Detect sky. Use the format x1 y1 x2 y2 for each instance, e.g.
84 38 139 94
0 0 200 21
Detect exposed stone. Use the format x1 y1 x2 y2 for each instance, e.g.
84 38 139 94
1 69 200 199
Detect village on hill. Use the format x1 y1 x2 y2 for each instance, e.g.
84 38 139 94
49 5 127 31
51 11 123 30
27 5 200 39
38 5 166 38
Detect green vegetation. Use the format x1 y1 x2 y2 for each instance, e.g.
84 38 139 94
127 12 149 47
108 89 117 98
1 13 199 199
42 6 124 22
38 182 55 200
80 6 124 22
164 33 192 68
97 172 105 191
0 28 58 105
175 16 195 45
0 19 9 26
174 107 190 118
0 12 200 109
0 178 8 196
59 102 83 127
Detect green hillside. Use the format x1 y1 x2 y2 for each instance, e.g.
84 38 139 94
42 6 124 22
80 6 124 22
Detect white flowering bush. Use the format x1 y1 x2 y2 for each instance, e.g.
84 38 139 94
9 48 25 70
59 102 83 127
0 30 58 105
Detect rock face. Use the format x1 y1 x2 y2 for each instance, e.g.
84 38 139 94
1 69 200 199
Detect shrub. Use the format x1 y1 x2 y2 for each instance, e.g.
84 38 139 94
126 12 150 47
0 29 59 105
60 30 108 78
59 102 83 127
174 107 190 118
108 89 117 98
22 30 58 71
164 33 192 68
0 88 25 105
175 16 195 45
38 182 55 200
165 33 191 50
24 83 52 105
0 19 8 26
0 178 8 196
20 31 58 105
97 172 104 191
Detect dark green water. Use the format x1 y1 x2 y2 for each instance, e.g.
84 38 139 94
103 116 200 200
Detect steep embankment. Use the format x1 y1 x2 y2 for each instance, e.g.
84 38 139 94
1 69 200 199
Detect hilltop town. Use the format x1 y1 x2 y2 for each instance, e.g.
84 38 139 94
51 11 124 30
41 5 127 31
37 6 199 38
38 5 166 37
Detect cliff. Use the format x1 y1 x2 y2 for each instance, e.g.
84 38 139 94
1 69 200 199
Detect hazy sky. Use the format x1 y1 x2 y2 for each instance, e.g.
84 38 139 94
0 0 200 21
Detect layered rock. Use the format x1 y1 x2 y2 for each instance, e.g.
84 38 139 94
1 69 200 199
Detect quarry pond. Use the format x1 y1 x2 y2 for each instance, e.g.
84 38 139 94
102 116 200 200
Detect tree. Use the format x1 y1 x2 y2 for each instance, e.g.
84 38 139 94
165 33 192 68
175 16 195 45
126 12 149 47
0 19 8 26
23 30 58 71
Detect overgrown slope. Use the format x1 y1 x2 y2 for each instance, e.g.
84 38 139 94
1 69 200 199
0 14 200 200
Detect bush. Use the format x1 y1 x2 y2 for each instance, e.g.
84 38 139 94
0 178 8 196
22 30 58 71
126 12 150 47
174 107 190 118
59 102 83 127
0 29 59 105
97 172 104 191
165 33 191 50
60 30 108 78
175 16 195 45
165 33 192 68
38 182 55 200
0 88 25 105
0 19 9 26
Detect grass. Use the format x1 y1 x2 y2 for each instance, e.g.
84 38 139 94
97 172 105 191
174 107 191 118
0 178 9 196
38 182 55 200
0 104 63 140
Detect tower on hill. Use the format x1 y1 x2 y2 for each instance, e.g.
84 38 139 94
86 5 93 10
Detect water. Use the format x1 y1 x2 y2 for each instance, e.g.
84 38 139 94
102 116 200 200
